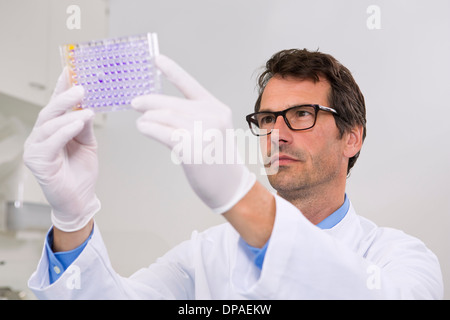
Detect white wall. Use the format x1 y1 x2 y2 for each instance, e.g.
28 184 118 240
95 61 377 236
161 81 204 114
0 0 448 299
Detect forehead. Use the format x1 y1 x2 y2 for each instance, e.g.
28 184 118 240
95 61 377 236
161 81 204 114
260 75 331 112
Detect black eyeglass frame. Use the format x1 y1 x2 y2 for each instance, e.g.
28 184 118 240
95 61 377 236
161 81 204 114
245 104 339 136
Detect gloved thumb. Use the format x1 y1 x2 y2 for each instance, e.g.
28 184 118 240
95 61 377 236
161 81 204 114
73 110 96 146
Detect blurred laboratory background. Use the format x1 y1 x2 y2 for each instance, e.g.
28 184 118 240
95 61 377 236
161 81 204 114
0 0 449 299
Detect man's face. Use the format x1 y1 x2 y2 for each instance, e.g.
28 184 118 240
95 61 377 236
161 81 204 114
260 75 348 196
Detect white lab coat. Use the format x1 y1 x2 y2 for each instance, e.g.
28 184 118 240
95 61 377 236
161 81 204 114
28 195 443 299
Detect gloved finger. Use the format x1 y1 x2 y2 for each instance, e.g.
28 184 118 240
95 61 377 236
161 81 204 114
35 85 85 127
155 54 213 101
74 112 97 147
32 109 94 143
131 94 195 113
136 115 177 147
138 108 191 130
39 120 86 163
24 119 86 170
51 67 71 99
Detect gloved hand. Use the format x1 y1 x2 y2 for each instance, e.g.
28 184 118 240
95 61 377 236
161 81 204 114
23 68 101 232
132 55 255 214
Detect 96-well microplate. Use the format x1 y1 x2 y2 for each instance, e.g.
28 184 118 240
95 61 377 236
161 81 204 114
60 33 160 112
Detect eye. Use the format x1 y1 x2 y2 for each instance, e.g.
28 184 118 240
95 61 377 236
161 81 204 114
262 116 274 123
294 110 312 118
257 114 275 127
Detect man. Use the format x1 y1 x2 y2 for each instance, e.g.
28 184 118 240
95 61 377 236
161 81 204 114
26 49 443 299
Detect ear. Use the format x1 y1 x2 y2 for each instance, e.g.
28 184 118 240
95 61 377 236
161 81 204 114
343 126 364 159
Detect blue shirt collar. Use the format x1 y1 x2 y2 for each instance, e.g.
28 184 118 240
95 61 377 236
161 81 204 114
316 194 349 229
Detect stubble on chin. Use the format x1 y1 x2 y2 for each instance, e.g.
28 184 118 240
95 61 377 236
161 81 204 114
268 164 313 198
267 152 341 203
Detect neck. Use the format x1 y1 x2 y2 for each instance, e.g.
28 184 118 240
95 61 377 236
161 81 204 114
277 182 346 225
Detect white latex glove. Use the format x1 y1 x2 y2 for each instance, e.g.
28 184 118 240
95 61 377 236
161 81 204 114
132 55 255 214
23 68 101 232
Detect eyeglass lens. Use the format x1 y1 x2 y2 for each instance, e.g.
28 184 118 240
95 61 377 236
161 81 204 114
252 105 316 134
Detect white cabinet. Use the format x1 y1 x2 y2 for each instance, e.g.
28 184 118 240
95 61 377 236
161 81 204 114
0 0 109 106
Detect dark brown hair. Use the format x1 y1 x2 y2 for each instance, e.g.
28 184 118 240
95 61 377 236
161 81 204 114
254 48 366 174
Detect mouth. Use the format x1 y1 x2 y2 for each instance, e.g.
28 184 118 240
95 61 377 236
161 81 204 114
268 153 300 167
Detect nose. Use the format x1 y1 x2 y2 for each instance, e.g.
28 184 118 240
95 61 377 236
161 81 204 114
271 115 292 144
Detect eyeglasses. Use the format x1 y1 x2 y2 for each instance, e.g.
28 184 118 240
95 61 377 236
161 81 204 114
246 104 339 136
